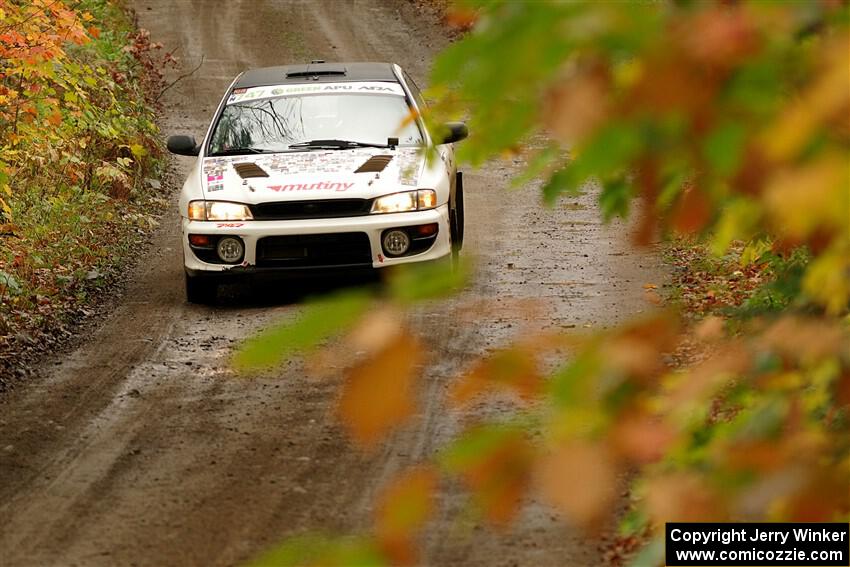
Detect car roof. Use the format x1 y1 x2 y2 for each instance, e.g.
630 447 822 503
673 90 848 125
233 62 399 89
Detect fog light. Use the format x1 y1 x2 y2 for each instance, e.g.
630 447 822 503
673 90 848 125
216 236 244 263
382 229 411 257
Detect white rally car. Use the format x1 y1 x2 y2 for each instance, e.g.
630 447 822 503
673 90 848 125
167 61 467 303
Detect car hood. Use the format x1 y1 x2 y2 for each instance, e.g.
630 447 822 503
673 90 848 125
201 147 425 203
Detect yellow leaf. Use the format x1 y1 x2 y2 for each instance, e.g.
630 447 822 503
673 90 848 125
761 35 850 162
129 143 147 158
739 238 772 266
763 153 849 242
802 247 850 316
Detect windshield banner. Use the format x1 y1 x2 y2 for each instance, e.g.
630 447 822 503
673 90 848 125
227 82 406 105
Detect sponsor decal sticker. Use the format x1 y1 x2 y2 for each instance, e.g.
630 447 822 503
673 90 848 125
201 147 424 187
216 223 244 228
207 183 224 192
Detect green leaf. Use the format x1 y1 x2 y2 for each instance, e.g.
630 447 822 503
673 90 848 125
439 423 521 473
618 507 649 536
542 164 582 205
248 534 385 567
232 290 371 371
548 350 599 408
628 537 664 567
578 122 643 176
0 271 22 296
510 142 562 189
387 258 468 304
703 121 746 177
543 123 642 205
599 175 632 220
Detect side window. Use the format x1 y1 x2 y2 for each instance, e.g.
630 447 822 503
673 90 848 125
402 71 426 110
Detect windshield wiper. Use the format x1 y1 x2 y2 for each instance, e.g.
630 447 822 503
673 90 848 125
289 139 392 150
209 147 276 156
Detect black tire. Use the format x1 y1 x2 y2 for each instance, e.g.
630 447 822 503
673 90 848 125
185 273 218 304
451 171 466 261
455 171 465 247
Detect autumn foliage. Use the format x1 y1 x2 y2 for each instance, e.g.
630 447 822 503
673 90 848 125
0 0 169 378
239 1 849 565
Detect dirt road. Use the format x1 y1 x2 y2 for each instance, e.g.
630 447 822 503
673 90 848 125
0 2 665 565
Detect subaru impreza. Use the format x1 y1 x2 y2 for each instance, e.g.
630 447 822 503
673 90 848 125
167 61 467 303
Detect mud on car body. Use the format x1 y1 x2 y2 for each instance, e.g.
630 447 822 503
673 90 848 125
167 61 467 303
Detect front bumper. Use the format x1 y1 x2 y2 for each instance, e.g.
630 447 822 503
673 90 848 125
182 204 451 273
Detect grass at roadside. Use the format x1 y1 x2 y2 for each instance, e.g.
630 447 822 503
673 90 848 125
664 237 809 322
606 234 809 566
0 1 172 386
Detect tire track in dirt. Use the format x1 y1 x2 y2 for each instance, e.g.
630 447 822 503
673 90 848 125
0 2 664 566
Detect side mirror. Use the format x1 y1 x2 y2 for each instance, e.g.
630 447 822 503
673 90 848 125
440 122 468 144
167 135 199 156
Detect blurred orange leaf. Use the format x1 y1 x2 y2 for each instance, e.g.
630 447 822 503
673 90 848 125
535 440 618 530
666 344 749 410
645 472 727 524
602 312 680 382
449 345 543 406
337 331 423 449
374 466 438 565
760 316 845 363
782 466 850 522
308 307 406 377
441 426 535 525
694 315 725 342
544 69 609 145
609 412 677 465
444 7 478 30
671 185 712 235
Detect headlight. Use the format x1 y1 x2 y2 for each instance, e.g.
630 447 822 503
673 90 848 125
187 200 253 221
371 190 437 214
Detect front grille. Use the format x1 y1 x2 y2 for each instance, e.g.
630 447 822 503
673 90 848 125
256 232 372 268
250 199 372 220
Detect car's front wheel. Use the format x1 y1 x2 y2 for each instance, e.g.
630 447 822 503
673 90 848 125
450 171 465 263
185 273 218 304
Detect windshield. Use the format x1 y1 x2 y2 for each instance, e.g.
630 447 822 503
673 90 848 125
208 93 423 155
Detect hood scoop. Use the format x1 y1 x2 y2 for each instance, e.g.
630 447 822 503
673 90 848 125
354 154 393 173
233 162 269 179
